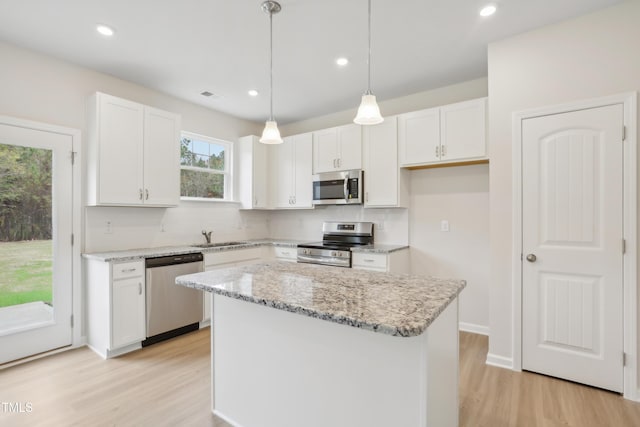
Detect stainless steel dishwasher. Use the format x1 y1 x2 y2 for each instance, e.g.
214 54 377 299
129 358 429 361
142 253 203 347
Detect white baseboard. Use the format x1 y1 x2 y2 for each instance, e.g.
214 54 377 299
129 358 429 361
213 409 245 427
486 353 513 370
459 322 489 336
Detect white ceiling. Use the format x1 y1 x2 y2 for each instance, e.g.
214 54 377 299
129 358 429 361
0 0 624 124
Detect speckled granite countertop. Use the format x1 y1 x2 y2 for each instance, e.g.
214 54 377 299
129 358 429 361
82 239 306 262
351 244 409 254
176 261 465 337
83 239 408 261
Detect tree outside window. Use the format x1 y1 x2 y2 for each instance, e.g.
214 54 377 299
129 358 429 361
180 132 232 200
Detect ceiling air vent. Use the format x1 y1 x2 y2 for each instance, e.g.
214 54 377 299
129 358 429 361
200 91 221 99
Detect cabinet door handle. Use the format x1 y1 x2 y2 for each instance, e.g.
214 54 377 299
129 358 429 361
293 196 296 205
121 268 137 273
442 146 447 157
138 283 142 295
366 192 369 203
337 158 341 168
364 259 375 263
145 189 149 200
435 146 440 158
254 195 258 206
139 189 143 200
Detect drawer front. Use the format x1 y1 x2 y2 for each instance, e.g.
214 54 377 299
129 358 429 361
205 247 262 267
352 253 387 270
112 260 144 280
274 246 297 260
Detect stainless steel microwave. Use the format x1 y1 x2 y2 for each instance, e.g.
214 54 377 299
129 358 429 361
312 170 363 205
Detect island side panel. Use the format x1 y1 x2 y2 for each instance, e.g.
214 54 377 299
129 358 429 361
424 299 459 427
211 295 459 427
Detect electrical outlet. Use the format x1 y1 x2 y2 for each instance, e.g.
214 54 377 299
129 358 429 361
377 221 385 231
105 221 112 234
441 220 450 232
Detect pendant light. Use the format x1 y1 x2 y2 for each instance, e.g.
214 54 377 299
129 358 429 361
260 1 283 144
354 0 383 125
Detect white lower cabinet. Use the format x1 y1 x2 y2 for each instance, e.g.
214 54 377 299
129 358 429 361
202 247 264 322
352 249 410 273
272 246 297 262
86 259 146 358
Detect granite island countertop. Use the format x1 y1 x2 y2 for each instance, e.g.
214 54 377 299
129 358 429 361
176 261 465 337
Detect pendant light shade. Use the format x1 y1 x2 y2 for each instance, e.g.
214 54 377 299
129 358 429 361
355 93 383 125
260 120 282 144
354 0 383 125
260 1 283 144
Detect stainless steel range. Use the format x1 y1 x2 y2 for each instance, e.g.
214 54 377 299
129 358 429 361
297 222 374 267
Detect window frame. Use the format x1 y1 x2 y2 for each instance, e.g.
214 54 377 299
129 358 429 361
179 131 234 202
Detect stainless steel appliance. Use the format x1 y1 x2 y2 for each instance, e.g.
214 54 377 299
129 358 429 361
142 252 204 347
312 170 363 205
297 222 374 267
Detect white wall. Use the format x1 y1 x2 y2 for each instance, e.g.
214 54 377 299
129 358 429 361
0 40 267 253
278 78 490 330
487 0 640 373
409 165 490 334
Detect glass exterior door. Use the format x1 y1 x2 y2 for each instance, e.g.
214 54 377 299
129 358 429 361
0 122 73 364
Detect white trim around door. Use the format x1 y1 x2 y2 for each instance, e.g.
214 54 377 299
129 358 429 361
511 92 637 401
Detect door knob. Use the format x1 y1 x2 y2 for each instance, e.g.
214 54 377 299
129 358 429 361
526 253 537 263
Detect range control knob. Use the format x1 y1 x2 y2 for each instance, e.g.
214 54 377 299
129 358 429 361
331 251 337 257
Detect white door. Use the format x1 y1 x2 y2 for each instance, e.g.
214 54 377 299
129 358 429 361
0 122 73 364
363 117 398 207
292 133 313 208
143 106 180 206
312 128 339 174
440 98 486 161
271 137 294 208
97 93 144 205
398 107 440 166
522 104 624 392
336 124 362 171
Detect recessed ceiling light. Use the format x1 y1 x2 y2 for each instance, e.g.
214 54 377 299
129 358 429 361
336 57 349 67
248 89 259 97
479 4 497 17
96 24 115 37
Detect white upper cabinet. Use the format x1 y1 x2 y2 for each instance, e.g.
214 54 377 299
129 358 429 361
439 98 487 161
398 97 487 168
87 92 181 207
363 117 408 208
398 107 440 166
271 133 313 209
143 107 180 206
312 124 362 173
238 135 269 209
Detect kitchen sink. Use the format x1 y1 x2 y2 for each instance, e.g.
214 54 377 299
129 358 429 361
192 241 246 248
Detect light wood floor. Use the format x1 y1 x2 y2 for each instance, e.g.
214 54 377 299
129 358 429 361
1 329 639 426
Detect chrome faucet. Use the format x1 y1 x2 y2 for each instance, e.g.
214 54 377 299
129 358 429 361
202 230 212 244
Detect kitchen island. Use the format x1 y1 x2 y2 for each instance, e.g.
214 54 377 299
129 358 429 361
176 261 465 427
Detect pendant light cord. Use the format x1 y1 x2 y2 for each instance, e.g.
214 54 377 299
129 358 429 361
269 10 274 121
366 0 372 95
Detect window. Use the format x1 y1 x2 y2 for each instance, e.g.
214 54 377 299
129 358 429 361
180 131 233 201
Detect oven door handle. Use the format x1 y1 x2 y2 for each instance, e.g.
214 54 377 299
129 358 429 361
343 176 349 203
297 254 351 267
297 255 323 263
